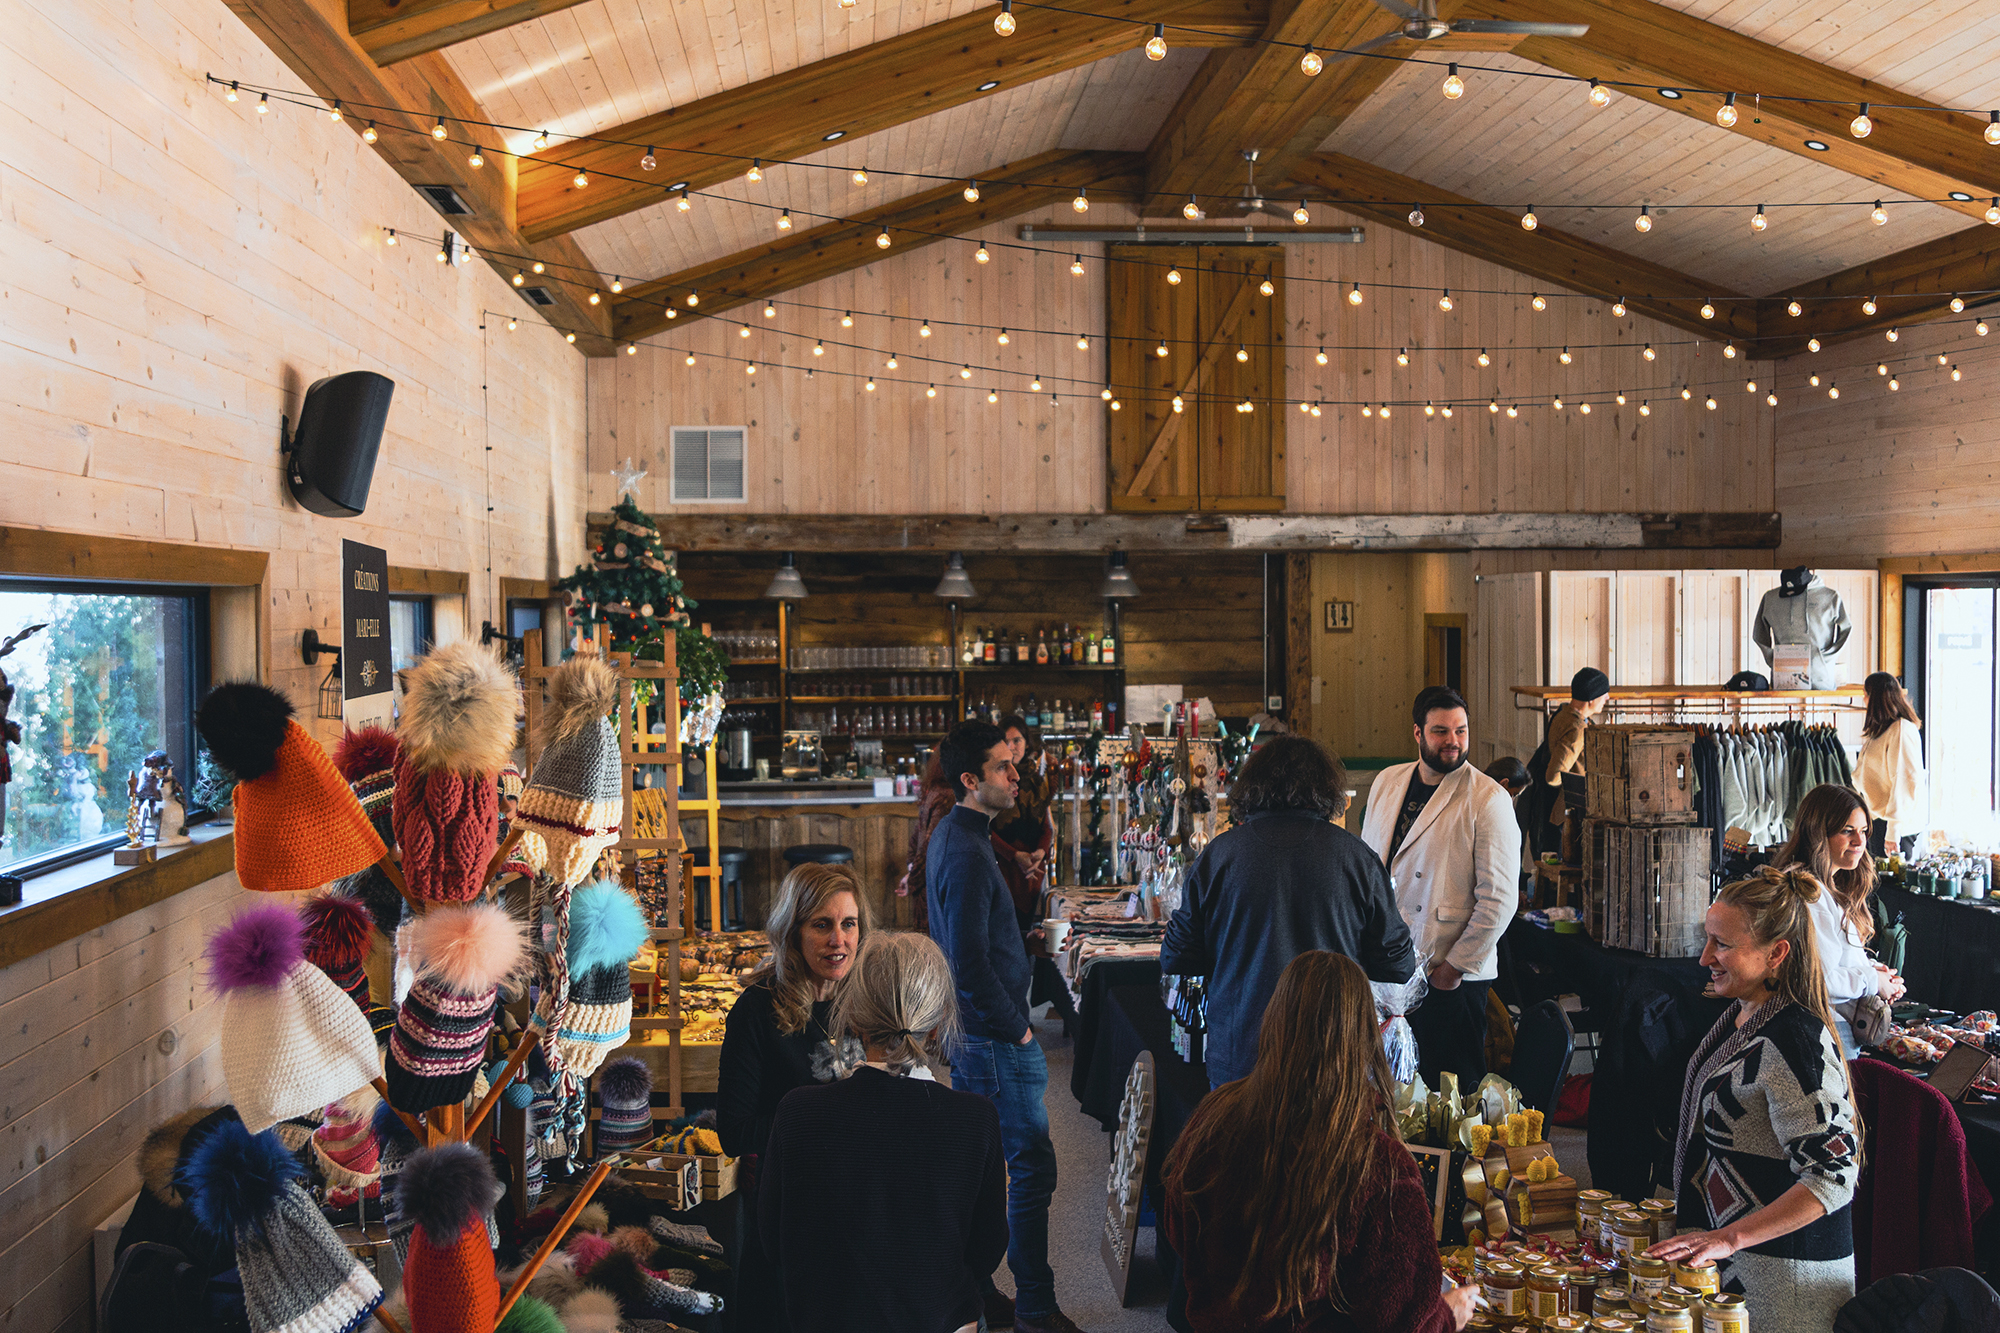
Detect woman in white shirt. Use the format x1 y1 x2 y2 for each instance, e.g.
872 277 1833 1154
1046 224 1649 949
1855 672 1927 858
1772 784 1904 1057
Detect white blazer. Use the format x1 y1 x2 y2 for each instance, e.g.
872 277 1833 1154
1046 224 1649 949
1360 762 1522 982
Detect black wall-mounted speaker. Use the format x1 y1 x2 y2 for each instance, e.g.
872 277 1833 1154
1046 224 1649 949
286 371 395 516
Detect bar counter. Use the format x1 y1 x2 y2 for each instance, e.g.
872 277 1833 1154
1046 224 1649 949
681 780 922 932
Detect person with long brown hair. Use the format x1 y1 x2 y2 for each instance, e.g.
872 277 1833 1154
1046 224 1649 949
900 751 958 935
1855 671 1927 857
991 716 1054 925
1648 866 1860 1333
1772 784 1904 1054
1162 951 1477 1333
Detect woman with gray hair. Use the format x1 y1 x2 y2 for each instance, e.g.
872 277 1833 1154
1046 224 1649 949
759 932 1008 1333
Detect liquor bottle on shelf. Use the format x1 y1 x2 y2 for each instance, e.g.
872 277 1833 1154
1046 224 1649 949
984 630 996 664
1051 698 1067 731
1101 630 1116 665
1023 693 1038 728
1016 627 1030 663
1061 624 1074 665
1106 698 1119 732
1035 627 1050 667
1086 632 1100 664
963 630 977 665
1091 697 1105 731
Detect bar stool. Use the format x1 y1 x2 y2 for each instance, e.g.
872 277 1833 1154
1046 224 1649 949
717 847 751 929
783 843 854 868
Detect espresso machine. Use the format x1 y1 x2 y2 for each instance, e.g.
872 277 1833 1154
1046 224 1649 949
781 730 823 782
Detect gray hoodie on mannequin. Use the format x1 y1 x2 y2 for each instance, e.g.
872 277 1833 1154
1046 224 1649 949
1753 568 1852 689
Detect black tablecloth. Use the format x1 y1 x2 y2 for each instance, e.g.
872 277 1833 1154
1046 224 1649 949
1878 885 2000 1019
1068 958 1165 1108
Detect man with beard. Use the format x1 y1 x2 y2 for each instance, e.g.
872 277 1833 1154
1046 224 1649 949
1361 685 1521 1085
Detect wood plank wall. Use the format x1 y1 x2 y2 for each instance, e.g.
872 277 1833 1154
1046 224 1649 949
0 0 588 742
0 871 250 1332
588 204 1777 517
1775 318 2000 562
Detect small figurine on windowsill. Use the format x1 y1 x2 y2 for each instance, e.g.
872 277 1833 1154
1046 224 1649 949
114 769 157 866
156 765 191 847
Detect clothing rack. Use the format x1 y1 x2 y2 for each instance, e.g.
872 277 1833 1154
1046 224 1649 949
1512 686 1866 728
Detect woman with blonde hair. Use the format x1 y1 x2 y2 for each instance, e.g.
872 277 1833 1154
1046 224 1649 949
1162 950 1476 1332
1648 866 1860 1333
761 932 1006 1333
717 861 871 1331
1855 672 1927 857
1772 784 1903 1054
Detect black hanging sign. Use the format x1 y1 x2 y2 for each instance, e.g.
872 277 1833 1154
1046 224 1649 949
341 539 393 730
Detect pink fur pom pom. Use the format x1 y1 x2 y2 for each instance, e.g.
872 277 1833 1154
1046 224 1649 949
406 901 527 994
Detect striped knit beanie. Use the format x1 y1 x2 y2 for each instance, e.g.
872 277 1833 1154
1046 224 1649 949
312 1089 383 1208
551 883 647 1080
397 1144 503 1333
301 893 375 1012
333 726 400 848
182 1118 384 1333
196 684 387 893
386 903 527 1114
392 644 519 904
209 904 382 1134
594 1057 654 1153
516 657 623 890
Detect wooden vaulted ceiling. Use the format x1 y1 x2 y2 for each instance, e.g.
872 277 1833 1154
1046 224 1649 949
233 0 2000 358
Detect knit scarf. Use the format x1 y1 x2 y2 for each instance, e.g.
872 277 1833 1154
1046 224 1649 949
1671 997 1793 1210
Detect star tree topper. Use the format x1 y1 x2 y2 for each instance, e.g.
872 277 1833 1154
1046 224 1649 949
610 457 648 499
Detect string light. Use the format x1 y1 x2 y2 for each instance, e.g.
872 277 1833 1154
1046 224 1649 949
1952 295 1967 312
746 158 763 182
1532 293 1547 311
1293 202 1310 224
1643 344 1656 361
1300 400 1314 414
431 118 447 139
1507 405 1520 418
625 342 637 355
1442 63 1465 100
1980 321 1991 336
1634 205 1652 233
1989 112 2000 146
469 145 485 167
919 320 932 337
1101 387 1114 401
226 81 239 102
840 311 852 327
1552 395 1563 410
1259 277 1275 296
854 166 869 184
813 341 825 356
1349 283 1364 305
976 245 990 263
764 301 777 318
512 270 525 286
746 362 757 376
1301 45 1322 76
1809 373 1821 386
1438 290 1454 312
532 130 549 150
362 122 378 143
866 378 876 390
1378 403 1389 418
1751 205 1766 231
1748 379 1759 391
1363 405 1373 417
257 93 270 114
1611 297 1627 317
1490 399 1500 413
1940 353 1951 365
642 146 656 170
1156 340 1168 357
1878 362 1889 375
1588 78 1609 107
1862 296 1878 315
1787 300 1803 317
1315 402 1326 417
1477 349 1491 367
1829 381 1839 398
1145 24 1167 60
1851 103 1873 138
1425 401 1437 416
1559 347 1573 365
612 276 625 293
1723 343 1737 359
1077 334 1090 349
1409 205 1425 227
1984 198 1998 224
534 261 546 274
994 0 1014 35
998 328 1011 345
1237 345 1250 363
876 227 892 249
887 353 899 368
1889 376 1900 390
573 169 589 189
1072 186 1089 213
1700 301 1716 320
384 227 398 245
1705 395 1718 410
506 317 518 330
778 209 792 230
926 385 937 398
1167 267 1182 285
964 180 980 202
1682 385 1693 400
677 189 692 212
1767 392 1778 406
1808 337 1822 352
1521 207 1537 231
1397 347 1410 366
989 389 1000 403
960 364 974 379
1183 196 1203 221
1716 92 1738 128
1071 256 1086 275
1316 347 1329 365
1031 376 1043 391
1616 391 1627 404
1578 402 1590 414
1871 201 1888 225
1638 401 1650 416
739 323 752 337
1953 364 1964 381
565 332 576 343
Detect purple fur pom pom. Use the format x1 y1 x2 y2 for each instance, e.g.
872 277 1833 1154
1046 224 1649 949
207 903 304 992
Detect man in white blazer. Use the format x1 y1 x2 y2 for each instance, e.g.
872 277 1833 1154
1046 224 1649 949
1361 685 1521 1085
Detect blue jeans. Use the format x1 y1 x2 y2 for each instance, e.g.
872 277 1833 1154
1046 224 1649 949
953 1035 1059 1322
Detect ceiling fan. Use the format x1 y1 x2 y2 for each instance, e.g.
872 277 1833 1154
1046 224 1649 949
1340 0 1588 55
1232 150 1281 216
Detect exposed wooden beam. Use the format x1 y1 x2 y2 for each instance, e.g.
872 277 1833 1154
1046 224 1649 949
1760 224 2000 356
514 0 1264 244
348 0 595 65
619 510 1782 552
1287 154 1758 341
224 0 612 347
1142 0 1417 208
1464 0 2000 224
607 150 1143 346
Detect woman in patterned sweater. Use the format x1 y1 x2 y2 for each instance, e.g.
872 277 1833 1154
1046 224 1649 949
1650 866 1860 1333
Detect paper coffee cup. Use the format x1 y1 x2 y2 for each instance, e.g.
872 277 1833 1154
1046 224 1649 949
1043 919 1071 950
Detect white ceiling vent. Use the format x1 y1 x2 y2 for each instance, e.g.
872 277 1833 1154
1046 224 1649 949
669 426 746 503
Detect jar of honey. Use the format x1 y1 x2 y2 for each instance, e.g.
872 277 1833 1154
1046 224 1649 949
1628 1256 1671 1300
1646 1295 1694 1333
1466 1314 1499 1332
1593 1286 1630 1316
1566 1267 1602 1316
1591 1321 1635 1333
1700 1293 1749 1333
1599 1207 1629 1252
1578 1190 1613 1229
1662 1285 1703 1305
1671 1261 1719 1296
1485 1262 1530 1322
1529 1266 1570 1323
1550 1318 1590 1333
1610 1212 1654 1259
1640 1199 1679 1242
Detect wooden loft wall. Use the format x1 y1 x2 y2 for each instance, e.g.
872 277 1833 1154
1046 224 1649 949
588 204 1777 519
0 0 589 739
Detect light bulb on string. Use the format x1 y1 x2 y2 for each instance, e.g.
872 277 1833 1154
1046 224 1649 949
1747 379 1759 392
1156 340 1168 357
994 0 1015 33
1634 205 1652 233
1611 297 1627 317
1477 349 1491 367
467 145 486 167
533 262 546 274
1700 301 1716 320
1301 400 1315 415
1316 347 1329 365
431 118 448 139
1705 395 1718 410
1862 296 1878 315
1988 112 2000 146
1949 294 1966 312
1682 385 1693 400
257 93 270 114
1767 392 1779 405
1237 345 1250 363
1808 337 1822 352
1889 377 1899 390
964 180 980 202
1980 321 1991 336
565 332 576 343
611 276 625 293
1521 207 1538 231
1723 343 1737 359
1616 391 1627 404
1752 205 1767 232
1531 293 1547 311
677 189 693 212
853 166 869 184
1314 402 1325 417
746 159 763 182
1032 375 1043 391
746 362 758 377
1638 401 1650 416
1167 267 1182 285
1184 195 1203 220
1809 373 1821 386
887 353 898 368
989 389 1000 403
1878 363 1889 376
926 385 937 398
1643 344 1656 361
1442 63 1464 99
225 81 239 102
1716 92 1738 127
1851 103 1873 138
813 341 825 356
1425 401 1437 417
1953 364 1964 381
666 309 677 320
739 323 751 337
1172 394 1185 413
384 227 398 246
1787 300 1803 317
1579 402 1591 414
1559 347 1573 365
1507 404 1520 418
1871 201 1888 225
840 311 852 326
1588 78 1609 107
876 228 892 249
625 343 637 355
960 365 973 379
641 146 656 170
1409 204 1425 227
998 329 1011 345
777 209 792 231
1489 399 1500 413
1552 396 1563 410
919 320 932 338
1072 186 1089 213
976 245 990 263
1378 404 1389 418
1071 256 1086 276
506 317 517 330
1438 290 1454 312
1101 387 1114 401
1363 404 1374 418
532 130 549 150
865 378 876 391
1294 202 1310 224
1349 283 1364 305
1259 277 1275 295
1145 24 1167 60
1077 334 1090 349
572 169 589 189
1301 44 1323 76
1829 382 1840 399
362 122 378 143
763 301 776 318
1396 347 1410 366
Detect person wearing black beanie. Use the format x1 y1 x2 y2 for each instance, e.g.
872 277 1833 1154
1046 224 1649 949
1525 667 1611 858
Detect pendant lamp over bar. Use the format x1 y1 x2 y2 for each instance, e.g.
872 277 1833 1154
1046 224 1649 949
932 551 977 599
763 551 808 599
1099 550 1140 600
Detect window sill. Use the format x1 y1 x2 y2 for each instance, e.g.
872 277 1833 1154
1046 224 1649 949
0 825 236 970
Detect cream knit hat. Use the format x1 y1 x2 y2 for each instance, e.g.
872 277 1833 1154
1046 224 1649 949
208 903 381 1133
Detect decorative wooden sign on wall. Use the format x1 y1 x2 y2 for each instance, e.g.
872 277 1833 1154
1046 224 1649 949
1101 1050 1156 1306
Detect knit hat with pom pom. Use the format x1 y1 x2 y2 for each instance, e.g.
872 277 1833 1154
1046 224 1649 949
392 643 520 904
300 892 375 1011
397 1143 503 1333
515 656 623 890
210 904 381 1133
197 683 387 893
497 1294 566 1333
333 725 400 848
181 1117 384 1333
593 1057 654 1153
556 1288 623 1333
386 901 528 1113
551 882 647 1079
312 1086 384 1208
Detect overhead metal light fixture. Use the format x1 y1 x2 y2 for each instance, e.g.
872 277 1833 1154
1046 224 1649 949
1098 550 1141 599
762 551 808 600
933 551 977 599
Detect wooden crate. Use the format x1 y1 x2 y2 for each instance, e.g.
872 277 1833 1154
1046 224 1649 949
612 1154 702 1213
1586 820 1712 957
1582 726 1698 825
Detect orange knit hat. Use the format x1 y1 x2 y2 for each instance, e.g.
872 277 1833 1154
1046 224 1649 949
398 1144 503 1333
198 684 387 893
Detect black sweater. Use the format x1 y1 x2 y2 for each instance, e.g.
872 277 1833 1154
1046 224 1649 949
716 979 836 1159
1160 810 1417 1083
926 804 1034 1042
760 1067 1008 1333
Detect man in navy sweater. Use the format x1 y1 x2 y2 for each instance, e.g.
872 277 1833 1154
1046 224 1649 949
927 720 1083 1333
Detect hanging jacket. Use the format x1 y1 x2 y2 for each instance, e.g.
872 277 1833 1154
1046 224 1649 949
1755 574 1854 690
1849 1059 1993 1284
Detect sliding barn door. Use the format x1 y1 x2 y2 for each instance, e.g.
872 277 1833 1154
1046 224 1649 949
1106 244 1284 512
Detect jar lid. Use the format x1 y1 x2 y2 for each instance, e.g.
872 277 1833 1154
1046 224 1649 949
1487 1261 1524 1276
1532 1266 1568 1279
